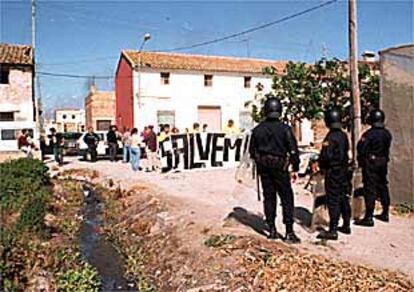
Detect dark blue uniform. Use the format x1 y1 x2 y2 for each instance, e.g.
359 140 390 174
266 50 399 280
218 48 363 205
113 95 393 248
319 128 351 229
357 126 392 218
84 132 100 162
249 119 300 231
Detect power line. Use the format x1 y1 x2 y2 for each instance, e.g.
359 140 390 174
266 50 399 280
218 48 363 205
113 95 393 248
154 0 338 52
38 71 113 79
38 0 338 66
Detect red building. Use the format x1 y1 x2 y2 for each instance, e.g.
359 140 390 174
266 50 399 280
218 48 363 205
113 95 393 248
115 52 134 131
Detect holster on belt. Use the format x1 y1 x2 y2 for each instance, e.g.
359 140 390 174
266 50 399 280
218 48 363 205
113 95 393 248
256 154 288 170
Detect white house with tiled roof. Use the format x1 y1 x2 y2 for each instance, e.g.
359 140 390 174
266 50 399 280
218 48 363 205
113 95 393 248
0 43 36 152
115 51 313 144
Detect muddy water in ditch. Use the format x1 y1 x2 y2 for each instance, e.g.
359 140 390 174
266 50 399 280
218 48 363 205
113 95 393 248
79 185 136 291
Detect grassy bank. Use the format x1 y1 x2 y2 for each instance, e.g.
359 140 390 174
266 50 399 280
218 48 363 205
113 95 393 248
0 159 100 291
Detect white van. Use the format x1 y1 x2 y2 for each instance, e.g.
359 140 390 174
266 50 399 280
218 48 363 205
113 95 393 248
76 131 122 160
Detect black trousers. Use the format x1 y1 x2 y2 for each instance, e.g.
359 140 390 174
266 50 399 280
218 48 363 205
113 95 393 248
362 158 390 217
258 166 294 227
325 167 352 227
108 142 118 162
53 146 63 165
87 145 97 162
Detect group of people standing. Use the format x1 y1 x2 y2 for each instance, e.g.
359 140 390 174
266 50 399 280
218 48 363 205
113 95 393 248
121 126 158 172
249 97 392 244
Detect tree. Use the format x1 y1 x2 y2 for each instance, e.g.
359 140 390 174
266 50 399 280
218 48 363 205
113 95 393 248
248 58 379 129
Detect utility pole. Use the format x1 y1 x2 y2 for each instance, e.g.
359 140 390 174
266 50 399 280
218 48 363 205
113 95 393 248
349 0 361 161
32 0 41 136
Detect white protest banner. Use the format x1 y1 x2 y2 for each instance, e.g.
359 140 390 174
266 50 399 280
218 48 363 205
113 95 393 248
158 133 250 172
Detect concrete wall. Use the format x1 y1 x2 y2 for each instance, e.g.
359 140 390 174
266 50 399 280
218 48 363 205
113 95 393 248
380 49 414 205
0 66 35 151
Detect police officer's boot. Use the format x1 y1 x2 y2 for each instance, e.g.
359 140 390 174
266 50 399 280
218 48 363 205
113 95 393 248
267 221 279 240
376 208 389 223
338 223 351 234
317 223 338 240
354 208 375 227
268 225 278 240
354 216 374 227
284 224 300 244
338 218 351 234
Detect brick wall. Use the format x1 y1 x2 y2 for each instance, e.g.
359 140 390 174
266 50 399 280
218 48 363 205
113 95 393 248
85 89 115 130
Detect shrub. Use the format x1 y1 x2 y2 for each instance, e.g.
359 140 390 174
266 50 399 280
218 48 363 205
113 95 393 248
0 158 50 211
16 197 48 237
57 264 100 292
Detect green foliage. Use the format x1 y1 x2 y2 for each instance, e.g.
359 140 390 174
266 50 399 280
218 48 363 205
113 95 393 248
394 203 414 215
256 58 380 128
0 158 50 211
204 234 236 248
16 198 48 236
57 264 101 292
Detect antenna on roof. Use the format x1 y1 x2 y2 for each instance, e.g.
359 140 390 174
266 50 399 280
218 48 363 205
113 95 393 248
240 38 251 58
322 42 328 58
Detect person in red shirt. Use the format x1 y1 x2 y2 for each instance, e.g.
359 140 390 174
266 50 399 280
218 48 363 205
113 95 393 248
143 125 159 172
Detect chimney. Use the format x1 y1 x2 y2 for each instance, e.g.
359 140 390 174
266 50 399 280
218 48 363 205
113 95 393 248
362 51 376 62
90 84 97 94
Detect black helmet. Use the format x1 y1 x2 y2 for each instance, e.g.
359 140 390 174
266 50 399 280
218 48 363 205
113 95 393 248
324 107 342 129
264 97 282 119
367 109 385 127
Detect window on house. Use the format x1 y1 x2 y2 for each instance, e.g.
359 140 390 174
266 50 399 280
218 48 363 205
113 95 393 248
62 114 67 119
204 75 213 87
1 129 16 140
256 82 264 92
0 112 15 121
72 115 76 119
160 72 170 85
244 76 251 88
96 120 111 131
0 66 10 84
157 110 175 127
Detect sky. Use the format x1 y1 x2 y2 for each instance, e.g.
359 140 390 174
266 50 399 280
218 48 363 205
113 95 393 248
1 0 413 115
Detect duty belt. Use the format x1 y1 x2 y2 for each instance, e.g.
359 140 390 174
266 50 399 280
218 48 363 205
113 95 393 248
256 154 288 170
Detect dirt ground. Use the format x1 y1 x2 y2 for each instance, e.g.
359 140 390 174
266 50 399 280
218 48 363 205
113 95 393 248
52 157 414 281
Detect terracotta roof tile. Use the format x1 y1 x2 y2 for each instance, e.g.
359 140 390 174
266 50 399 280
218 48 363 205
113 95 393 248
0 43 33 65
122 51 286 74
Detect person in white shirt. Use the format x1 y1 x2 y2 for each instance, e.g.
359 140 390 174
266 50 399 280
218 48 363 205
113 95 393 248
130 128 142 171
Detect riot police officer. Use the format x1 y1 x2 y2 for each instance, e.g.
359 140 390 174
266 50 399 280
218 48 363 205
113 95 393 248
249 97 301 244
317 108 352 240
355 109 392 226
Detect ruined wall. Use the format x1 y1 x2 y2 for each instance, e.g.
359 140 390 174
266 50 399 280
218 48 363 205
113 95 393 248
0 66 34 122
380 48 414 205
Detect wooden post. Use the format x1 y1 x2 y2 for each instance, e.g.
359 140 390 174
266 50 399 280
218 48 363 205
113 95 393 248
349 0 361 161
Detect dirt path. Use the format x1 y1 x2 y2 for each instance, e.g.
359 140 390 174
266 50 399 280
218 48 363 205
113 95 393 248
55 158 414 280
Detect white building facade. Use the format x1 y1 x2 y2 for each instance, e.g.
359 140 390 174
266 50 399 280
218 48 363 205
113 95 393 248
116 51 314 145
135 69 272 132
55 108 85 132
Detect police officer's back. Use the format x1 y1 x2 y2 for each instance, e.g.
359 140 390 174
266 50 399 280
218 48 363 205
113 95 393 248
355 109 392 226
249 98 300 243
317 108 352 240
